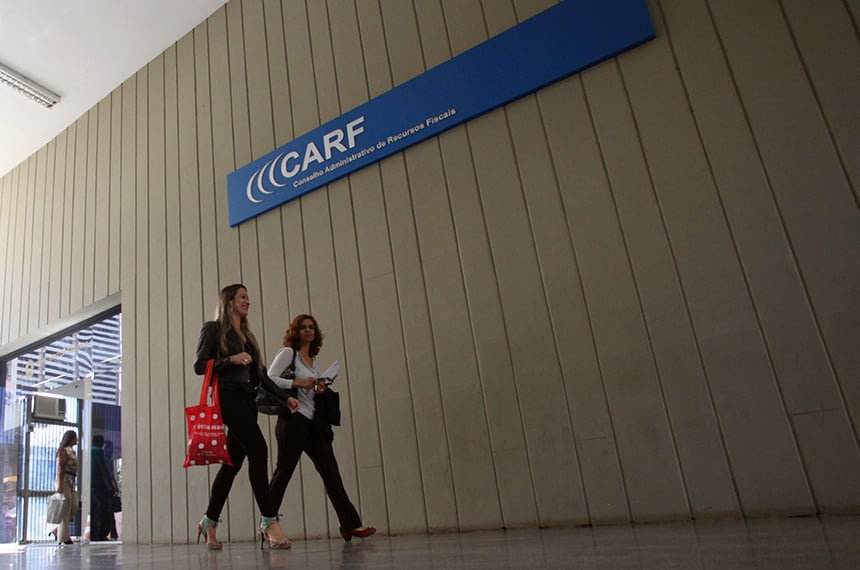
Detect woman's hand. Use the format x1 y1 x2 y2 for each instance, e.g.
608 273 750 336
287 397 301 414
229 352 253 366
294 377 316 389
314 381 327 394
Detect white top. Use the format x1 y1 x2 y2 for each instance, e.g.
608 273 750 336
268 346 317 420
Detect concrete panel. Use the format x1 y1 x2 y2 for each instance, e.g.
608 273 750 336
441 0 484 57
82 108 98 307
20 156 36 334
68 116 88 313
16 160 30 339
301 188 342 538
506 93 598 524
577 437 631 524
580 61 692 521
134 66 153 544
223 0 260 540
37 143 56 327
661 0 845 413
29 148 47 333
709 0 860 445
330 170 389 534
193 24 219 303
108 89 122 295
93 99 111 301
208 7 241 287
0 172 12 342
164 45 193 543
47 132 68 324
380 0 425 86
407 143 502 530
317 261 362 537
176 32 210 542
355 0 391 98
438 125 537 527
782 0 860 200
792 410 860 513
8 165 25 340
381 150 460 532
59 125 76 318
119 76 138 543
308 0 339 124
365 272 427 533
624 2 785 517
145 54 173 545
468 108 585 525
262 0 294 148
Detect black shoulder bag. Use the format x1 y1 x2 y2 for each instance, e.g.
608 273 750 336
255 349 297 415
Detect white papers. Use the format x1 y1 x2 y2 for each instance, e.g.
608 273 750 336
320 360 340 382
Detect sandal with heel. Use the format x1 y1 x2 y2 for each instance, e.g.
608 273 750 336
197 515 223 551
259 516 292 550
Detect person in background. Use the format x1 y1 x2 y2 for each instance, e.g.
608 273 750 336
193 284 292 550
103 440 119 540
90 434 116 541
267 314 376 542
54 430 79 546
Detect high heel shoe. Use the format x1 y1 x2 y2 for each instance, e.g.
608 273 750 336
259 516 292 550
196 515 223 550
341 526 377 542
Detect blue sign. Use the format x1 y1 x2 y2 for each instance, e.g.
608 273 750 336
227 0 654 226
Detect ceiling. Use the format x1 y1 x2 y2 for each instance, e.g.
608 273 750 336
0 0 229 178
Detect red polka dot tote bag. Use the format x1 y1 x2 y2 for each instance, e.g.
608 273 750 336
183 359 233 468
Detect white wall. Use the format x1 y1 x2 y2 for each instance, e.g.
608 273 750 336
1 0 859 544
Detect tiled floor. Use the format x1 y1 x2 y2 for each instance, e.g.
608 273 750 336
3 516 858 569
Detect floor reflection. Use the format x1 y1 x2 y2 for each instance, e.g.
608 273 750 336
1 515 858 569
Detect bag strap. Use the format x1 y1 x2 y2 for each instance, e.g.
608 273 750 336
200 359 220 407
279 348 297 378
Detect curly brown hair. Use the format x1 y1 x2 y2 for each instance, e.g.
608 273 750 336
283 314 324 357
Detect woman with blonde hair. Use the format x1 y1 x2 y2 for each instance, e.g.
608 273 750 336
193 284 292 550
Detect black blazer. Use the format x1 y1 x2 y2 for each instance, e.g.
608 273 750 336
194 321 262 392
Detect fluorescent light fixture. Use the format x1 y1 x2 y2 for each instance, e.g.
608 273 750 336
0 61 61 108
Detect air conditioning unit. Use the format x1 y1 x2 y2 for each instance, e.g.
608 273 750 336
31 395 66 422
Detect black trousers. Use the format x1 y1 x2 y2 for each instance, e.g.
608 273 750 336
90 489 113 540
270 413 362 532
206 391 277 519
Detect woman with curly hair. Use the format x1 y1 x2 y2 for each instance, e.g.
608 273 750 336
267 314 375 541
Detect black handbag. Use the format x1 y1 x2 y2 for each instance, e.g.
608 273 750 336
255 349 297 415
313 388 341 427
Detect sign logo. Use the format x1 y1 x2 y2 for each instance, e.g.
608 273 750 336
227 0 654 226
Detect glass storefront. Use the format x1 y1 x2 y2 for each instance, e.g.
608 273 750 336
0 313 121 544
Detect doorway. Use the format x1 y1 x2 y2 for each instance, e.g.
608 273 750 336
0 311 121 544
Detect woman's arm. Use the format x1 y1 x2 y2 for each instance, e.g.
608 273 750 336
194 322 249 374
268 347 316 389
56 449 66 493
194 322 222 374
